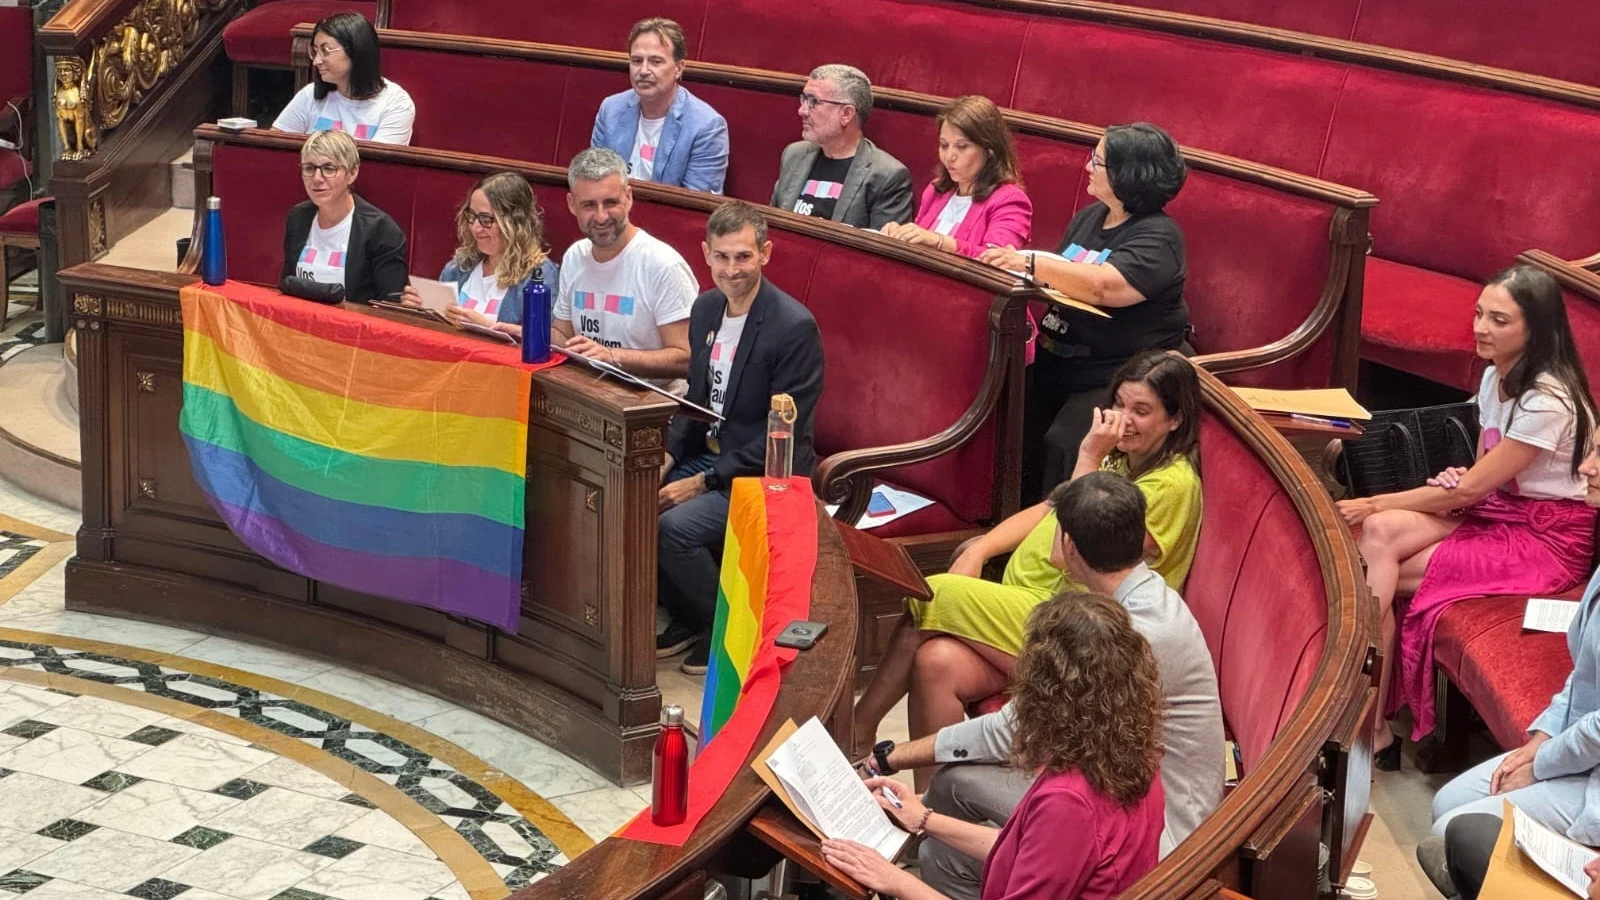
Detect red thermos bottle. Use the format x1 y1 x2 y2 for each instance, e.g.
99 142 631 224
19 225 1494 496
652 704 688 825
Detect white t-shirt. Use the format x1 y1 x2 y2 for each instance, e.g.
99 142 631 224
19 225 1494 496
272 80 417 145
553 228 696 390
456 261 510 320
1477 365 1589 501
932 194 974 236
296 207 354 286
705 311 749 453
630 115 667 183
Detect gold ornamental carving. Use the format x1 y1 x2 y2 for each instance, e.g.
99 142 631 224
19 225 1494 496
73 295 103 315
630 452 665 471
531 395 602 438
106 298 181 328
584 488 600 512
138 478 158 499
584 604 599 628
88 197 108 257
136 371 157 393
629 427 663 450
604 422 624 449
55 0 219 160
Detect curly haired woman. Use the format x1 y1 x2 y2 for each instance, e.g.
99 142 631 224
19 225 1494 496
824 593 1166 900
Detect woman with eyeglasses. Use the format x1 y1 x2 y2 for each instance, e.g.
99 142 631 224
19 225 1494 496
280 130 408 303
272 12 415 145
980 123 1189 503
399 172 560 339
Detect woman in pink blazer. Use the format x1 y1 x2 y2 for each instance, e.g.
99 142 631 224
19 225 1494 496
883 95 1033 258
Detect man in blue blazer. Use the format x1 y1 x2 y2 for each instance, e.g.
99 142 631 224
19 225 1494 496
591 18 729 194
656 200 825 674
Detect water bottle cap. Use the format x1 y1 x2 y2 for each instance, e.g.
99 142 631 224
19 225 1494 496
661 704 684 726
770 393 796 423
206 196 222 210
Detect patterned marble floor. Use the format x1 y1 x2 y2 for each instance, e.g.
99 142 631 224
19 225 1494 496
0 476 667 900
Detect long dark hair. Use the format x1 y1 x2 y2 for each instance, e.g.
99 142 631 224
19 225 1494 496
1104 350 1201 479
311 12 384 101
1488 264 1595 476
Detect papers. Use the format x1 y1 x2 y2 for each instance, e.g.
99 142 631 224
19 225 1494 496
460 321 518 344
756 717 908 861
987 250 1112 319
1230 387 1372 421
369 300 448 324
1512 803 1598 897
408 276 458 313
549 345 724 423
825 484 935 530
1525 598 1581 634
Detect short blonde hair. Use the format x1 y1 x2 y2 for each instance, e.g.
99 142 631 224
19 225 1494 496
300 130 360 171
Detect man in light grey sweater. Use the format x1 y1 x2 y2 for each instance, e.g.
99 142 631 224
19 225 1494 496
864 473 1224 900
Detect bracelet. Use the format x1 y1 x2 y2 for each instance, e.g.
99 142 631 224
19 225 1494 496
914 809 935 835
1026 253 1036 277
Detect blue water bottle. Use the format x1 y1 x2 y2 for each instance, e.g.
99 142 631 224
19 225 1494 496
521 267 551 364
200 196 227 286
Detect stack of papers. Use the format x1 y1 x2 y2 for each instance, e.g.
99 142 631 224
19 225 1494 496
1512 804 1598 897
1230 387 1372 421
825 484 935 530
754 717 909 861
1524 598 1581 634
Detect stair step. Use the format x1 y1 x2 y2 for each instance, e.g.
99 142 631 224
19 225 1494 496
0 342 81 511
171 147 196 210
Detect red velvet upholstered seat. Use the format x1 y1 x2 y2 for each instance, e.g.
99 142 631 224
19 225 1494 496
204 139 1010 532
0 153 29 196
1359 258 1482 390
1433 593 1575 750
0 198 44 234
223 2 377 67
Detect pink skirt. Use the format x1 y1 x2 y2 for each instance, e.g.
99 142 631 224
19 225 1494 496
1394 490 1596 741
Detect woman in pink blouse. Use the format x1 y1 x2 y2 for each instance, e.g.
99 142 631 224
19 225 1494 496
823 592 1165 900
882 95 1032 258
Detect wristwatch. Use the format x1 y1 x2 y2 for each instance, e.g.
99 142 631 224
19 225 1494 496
873 740 897 776
702 469 724 491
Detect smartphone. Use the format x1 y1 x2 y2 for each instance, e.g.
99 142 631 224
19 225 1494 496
774 619 829 650
865 492 897 518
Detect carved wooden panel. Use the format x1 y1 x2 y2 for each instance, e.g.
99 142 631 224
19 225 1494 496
122 348 211 519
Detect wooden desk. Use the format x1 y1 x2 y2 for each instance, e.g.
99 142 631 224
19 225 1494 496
63 264 679 783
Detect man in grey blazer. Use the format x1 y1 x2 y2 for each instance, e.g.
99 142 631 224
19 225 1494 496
771 64 914 230
862 473 1224 900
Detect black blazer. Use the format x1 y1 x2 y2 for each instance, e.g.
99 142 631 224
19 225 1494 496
668 278 825 486
280 195 409 303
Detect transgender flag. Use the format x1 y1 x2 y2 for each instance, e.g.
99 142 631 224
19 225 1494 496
802 179 844 199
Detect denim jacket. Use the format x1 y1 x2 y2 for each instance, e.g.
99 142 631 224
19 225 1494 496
438 258 559 326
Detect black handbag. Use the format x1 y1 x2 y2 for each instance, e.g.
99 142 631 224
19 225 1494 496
1338 402 1479 497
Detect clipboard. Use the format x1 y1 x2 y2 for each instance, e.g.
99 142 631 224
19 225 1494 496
1480 799 1588 899
832 520 933 600
550 344 725 423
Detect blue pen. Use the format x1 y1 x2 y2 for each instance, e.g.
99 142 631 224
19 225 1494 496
1289 413 1353 428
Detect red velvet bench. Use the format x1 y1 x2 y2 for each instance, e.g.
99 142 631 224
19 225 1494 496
222 0 379 115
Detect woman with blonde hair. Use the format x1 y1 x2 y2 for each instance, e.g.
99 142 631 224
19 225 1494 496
402 171 559 338
281 129 407 303
882 94 1032 258
825 592 1166 900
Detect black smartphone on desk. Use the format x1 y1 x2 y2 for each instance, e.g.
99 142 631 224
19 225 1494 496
775 620 828 650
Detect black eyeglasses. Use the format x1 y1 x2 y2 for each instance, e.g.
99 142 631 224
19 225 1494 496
798 92 852 111
1087 154 1107 172
299 162 345 178
466 211 498 228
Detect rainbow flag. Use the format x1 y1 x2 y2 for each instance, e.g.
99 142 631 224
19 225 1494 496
623 476 816 845
699 477 818 747
177 282 542 631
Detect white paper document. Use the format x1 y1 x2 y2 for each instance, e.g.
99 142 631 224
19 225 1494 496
762 717 909 861
408 276 459 313
1513 804 1598 897
824 484 935 530
1524 598 1581 635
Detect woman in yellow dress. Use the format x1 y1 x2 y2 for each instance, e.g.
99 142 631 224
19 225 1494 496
852 351 1203 771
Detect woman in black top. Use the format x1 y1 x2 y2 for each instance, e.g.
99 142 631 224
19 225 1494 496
981 122 1188 502
280 129 408 303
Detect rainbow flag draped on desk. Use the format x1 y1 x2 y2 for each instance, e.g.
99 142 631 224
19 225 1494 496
177 282 536 631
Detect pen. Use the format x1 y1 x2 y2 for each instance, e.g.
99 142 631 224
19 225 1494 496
879 787 903 809
1288 413 1353 428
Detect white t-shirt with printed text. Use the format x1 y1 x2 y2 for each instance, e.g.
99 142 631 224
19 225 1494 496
630 115 667 183
455 261 510 320
296 207 353 287
705 311 749 453
1477 365 1589 501
553 228 696 391
273 80 417 145
932 194 974 236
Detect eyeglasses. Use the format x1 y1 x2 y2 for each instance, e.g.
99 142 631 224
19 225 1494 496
300 162 345 179
466 211 498 229
1087 154 1107 172
798 92 852 112
309 43 344 60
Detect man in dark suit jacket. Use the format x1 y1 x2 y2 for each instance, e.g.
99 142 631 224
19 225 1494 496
656 200 825 674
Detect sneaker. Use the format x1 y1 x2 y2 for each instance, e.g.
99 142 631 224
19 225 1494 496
656 623 697 658
680 639 710 676
1415 834 1453 897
